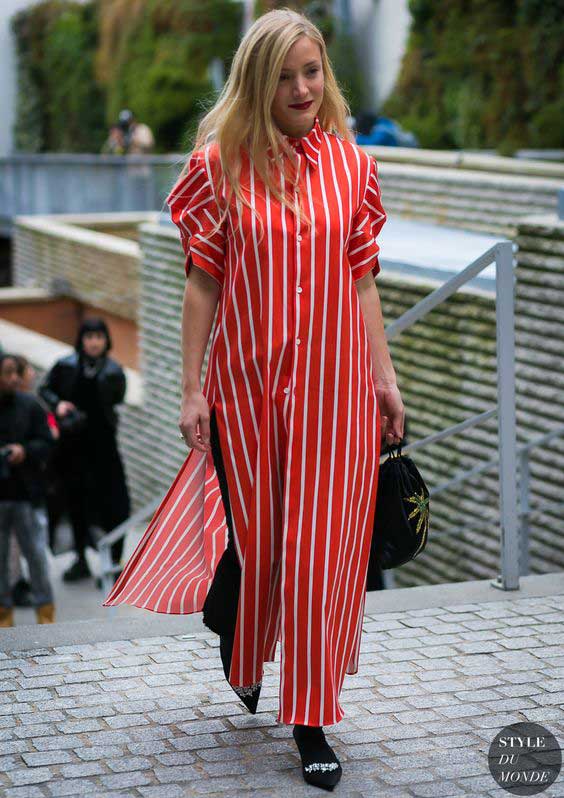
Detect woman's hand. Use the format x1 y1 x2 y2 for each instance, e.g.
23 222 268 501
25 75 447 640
56 400 76 418
179 391 211 452
376 382 405 447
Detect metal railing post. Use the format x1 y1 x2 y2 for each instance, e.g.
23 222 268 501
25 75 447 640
519 447 531 576
492 241 520 590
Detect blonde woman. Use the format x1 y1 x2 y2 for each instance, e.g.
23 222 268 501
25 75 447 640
104 7 404 790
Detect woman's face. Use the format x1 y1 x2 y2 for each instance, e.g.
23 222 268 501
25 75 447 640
82 330 107 358
271 35 324 139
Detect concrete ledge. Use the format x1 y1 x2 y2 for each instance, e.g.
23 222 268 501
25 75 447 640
14 215 144 257
0 287 52 304
2 572 562 653
366 145 564 179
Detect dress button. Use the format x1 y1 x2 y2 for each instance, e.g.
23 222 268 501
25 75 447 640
296 338 301 345
297 234 302 242
283 386 290 394
297 286 302 293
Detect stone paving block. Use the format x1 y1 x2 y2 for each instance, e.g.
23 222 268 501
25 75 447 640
381 637 426 650
409 781 472 797
392 709 443 725
544 678 564 692
176 718 230 736
106 754 154 772
225 714 277 730
196 703 247 719
0 753 19 772
103 713 150 730
378 765 437 785
454 641 504 654
58 760 107 778
504 615 543 627
433 703 490 719
137 786 186 798
155 748 200 766
468 713 526 730
142 675 184 687
0 740 30 756
53 683 99 698
452 688 503 702
459 629 501 641
12 689 53 702
17 711 65 726
6 766 53 786
434 760 486 778
127 726 177 743
99 771 155 789
165 733 216 753
496 682 544 698
20 750 74 767
377 684 427 699
402 693 462 710
418 678 467 693
14 724 57 739
4 787 47 798
73 744 126 761
152 763 204 782
0 703 33 717
54 718 106 734
363 619 406 632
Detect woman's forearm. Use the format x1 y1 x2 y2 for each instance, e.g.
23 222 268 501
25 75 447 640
355 274 397 386
181 268 221 395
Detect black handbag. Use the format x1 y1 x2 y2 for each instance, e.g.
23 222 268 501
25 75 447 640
367 444 430 582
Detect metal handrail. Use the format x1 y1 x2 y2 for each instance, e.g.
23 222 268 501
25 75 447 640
380 239 520 590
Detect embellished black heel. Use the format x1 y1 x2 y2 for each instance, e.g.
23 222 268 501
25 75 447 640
292 723 342 791
219 630 261 714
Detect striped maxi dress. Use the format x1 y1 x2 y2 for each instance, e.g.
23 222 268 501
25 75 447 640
103 115 387 726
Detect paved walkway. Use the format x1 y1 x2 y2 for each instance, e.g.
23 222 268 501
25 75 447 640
1 582 563 797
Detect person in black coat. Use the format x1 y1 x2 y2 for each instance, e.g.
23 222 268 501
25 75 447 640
0 353 55 626
39 318 130 582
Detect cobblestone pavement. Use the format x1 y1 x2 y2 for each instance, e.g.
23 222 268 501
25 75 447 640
1 592 563 798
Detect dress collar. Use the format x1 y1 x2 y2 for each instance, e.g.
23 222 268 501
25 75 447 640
275 115 324 170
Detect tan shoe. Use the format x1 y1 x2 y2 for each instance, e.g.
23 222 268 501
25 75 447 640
0 606 15 627
36 603 56 624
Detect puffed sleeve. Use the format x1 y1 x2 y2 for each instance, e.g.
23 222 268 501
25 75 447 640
347 155 387 282
166 148 227 288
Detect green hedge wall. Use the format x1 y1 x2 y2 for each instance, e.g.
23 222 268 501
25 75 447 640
96 0 243 152
11 1 106 153
382 0 564 153
11 0 243 154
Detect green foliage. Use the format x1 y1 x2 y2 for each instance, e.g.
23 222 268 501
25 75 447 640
383 0 564 152
11 1 106 152
96 0 243 152
11 0 242 153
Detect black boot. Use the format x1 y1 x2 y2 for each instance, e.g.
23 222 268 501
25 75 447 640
63 555 92 582
219 630 261 714
292 724 342 791
11 578 34 607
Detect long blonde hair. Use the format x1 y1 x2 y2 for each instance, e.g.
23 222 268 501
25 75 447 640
174 7 354 240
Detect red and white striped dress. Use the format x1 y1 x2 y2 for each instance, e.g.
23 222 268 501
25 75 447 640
103 115 387 726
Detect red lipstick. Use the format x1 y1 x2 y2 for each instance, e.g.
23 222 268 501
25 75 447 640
289 100 313 110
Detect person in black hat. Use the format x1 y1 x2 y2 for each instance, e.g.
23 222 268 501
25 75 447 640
39 318 130 582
